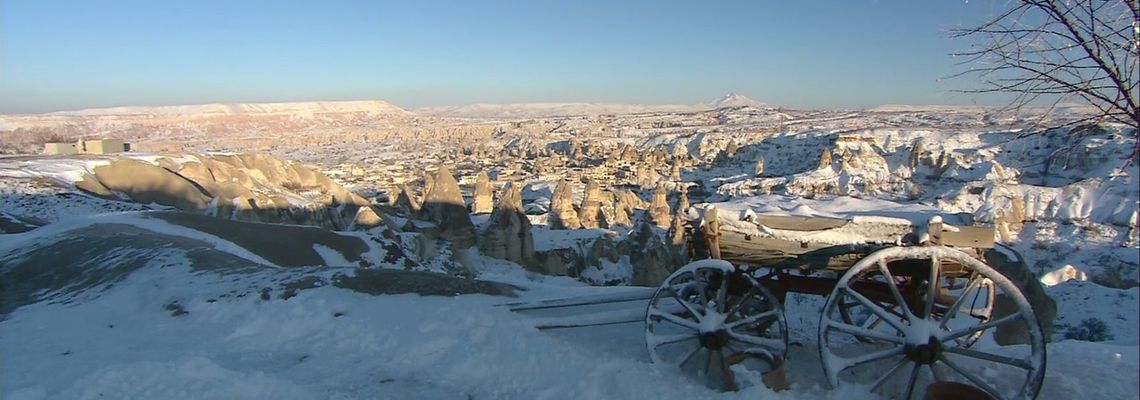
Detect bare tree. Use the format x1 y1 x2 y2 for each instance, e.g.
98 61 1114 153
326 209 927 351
950 0 1138 127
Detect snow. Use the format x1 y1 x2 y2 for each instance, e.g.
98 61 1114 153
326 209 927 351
2 249 1135 400
313 244 353 266
0 108 1136 399
0 212 278 267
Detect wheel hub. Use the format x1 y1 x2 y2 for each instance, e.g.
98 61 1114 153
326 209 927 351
699 329 730 350
904 336 942 365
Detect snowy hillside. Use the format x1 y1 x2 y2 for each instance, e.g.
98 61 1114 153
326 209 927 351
1 211 1137 400
414 93 768 119
0 104 1136 400
44 100 411 118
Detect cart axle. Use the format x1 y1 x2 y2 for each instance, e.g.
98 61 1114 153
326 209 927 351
905 336 943 365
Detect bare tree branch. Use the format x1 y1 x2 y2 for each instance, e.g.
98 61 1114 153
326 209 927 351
949 0 1139 131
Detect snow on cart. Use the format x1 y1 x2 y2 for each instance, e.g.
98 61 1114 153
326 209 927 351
510 205 1048 400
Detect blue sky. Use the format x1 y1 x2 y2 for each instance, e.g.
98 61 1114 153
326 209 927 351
0 0 1002 113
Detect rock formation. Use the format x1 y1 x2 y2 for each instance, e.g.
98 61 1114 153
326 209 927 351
420 165 476 247
472 171 493 214
422 171 435 201
92 159 211 211
648 188 672 229
548 180 581 229
676 190 690 214
610 189 644 228
725 139 740 157
78 154 381 231
478 182 536 269
669 213 687 247
578 179 606 229
624 220 679 286
818 147 834 170
393 185 421 215
985 244 1057 344
910 138 928 170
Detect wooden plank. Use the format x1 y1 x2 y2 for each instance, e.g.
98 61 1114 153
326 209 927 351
504 288 656 311
941 225 995 249
750 214 850 231
717 232 878 270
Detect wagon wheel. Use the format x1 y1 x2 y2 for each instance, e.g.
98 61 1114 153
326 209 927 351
818 246 1045 400
837 270 996 347
645 259 788 391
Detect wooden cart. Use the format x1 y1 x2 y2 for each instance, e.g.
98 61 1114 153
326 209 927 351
643 207 1045 399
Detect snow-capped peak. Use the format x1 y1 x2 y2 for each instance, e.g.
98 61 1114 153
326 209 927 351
705 92 767 109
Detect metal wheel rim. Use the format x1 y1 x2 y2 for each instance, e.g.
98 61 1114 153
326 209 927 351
818 246 1045 400
645 260 788 391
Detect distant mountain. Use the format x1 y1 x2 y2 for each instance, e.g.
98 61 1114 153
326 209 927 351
45 100 411 117
414 102 703 119
702 92 768 109
416 93 770 119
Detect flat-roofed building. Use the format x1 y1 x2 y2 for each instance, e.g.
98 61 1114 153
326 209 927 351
82 139 127 154
43 142 78 155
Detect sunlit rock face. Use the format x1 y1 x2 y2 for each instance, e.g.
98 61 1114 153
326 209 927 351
647 187 672 230
420 165 476 248
548 179 581 230
79 153 380 231
478 182 536 269
578 179 606 229
624 220 681 287
472 170 493 214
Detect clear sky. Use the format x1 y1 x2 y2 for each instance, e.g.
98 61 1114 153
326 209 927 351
0 0 1004 114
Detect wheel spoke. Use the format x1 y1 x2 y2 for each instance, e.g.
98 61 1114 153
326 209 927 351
942 313 1020 342
877 260 915 322
678 344 702 368
923 255 939 319
727 309 779 329
648 333 697 348
725 285 759 318
716 276 728 313
869 357 909 392
728 331 784 351
840 287 907 333
903 362 921 400
939 355 1006 400
928 363 944 383
943 346 1034 370
719 349 736 391
702 346 714 378
698 273 711 311
939 275 985 328
649 309 699 331
834 345 905 372
825 320 906 344
668 289 704 321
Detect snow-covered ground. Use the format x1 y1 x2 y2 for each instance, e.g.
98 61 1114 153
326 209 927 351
1 112 1137 399
1 213 1137 400
2 252 1137 400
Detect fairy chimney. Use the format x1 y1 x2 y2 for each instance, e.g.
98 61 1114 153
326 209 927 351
421 165 476 247
472 170 493 214
422 171 436 200
549 179 581 229
393 185 421 215
610 190 635 228
674 188 684 213
648 188 672 230
578 179 607 229
818 148 834 170
478 182 536 269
